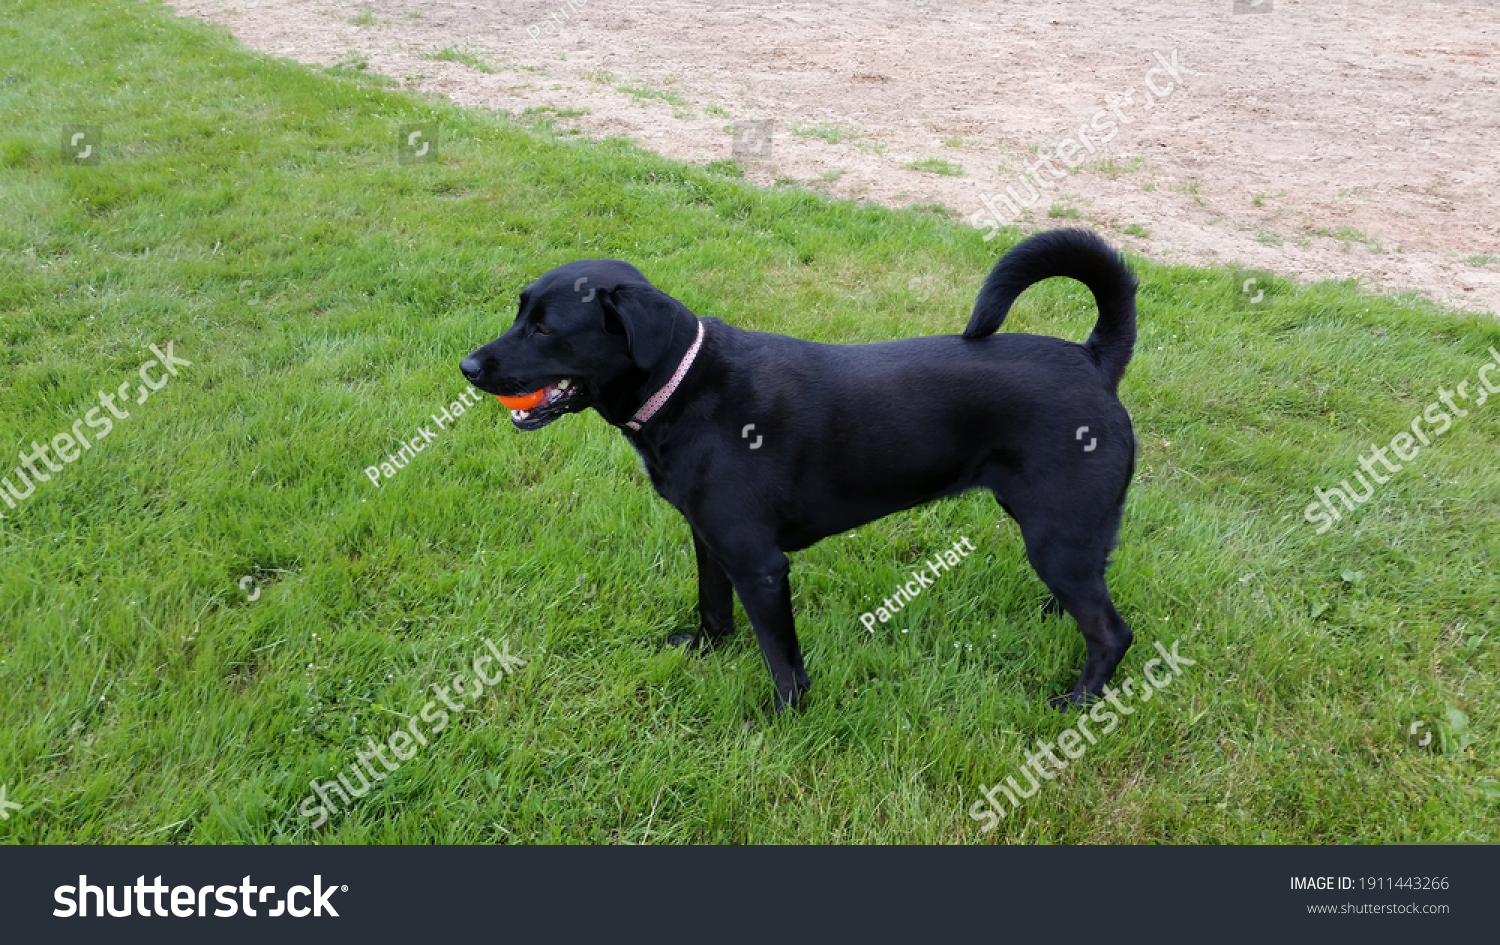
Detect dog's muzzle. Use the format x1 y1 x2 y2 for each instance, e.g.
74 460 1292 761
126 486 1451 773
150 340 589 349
507 378 585 430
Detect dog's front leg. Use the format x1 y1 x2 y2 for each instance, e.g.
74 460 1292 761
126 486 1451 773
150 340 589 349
722 553 809 714
669 529 736 649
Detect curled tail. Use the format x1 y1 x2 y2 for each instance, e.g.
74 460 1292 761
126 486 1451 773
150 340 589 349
963 228 1138 391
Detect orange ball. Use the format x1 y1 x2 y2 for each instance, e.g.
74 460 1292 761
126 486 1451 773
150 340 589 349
497 388 547 410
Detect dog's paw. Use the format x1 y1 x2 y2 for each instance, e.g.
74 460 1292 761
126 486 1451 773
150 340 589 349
772 695 805 718
772 673 812 716
1048 690 1096 713
670 628 737 652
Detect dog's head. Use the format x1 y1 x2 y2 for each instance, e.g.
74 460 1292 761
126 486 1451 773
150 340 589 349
461 260 689 431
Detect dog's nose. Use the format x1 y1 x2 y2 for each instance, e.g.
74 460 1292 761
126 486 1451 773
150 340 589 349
460 356 484 382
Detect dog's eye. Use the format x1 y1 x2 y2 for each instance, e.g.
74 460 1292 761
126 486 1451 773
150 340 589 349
533 324 552 336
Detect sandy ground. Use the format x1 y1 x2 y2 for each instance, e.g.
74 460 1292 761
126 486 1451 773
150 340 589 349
165 0 1500 316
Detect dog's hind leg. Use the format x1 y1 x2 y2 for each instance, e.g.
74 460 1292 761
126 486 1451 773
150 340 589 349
1030 535 1132 709
991 493 1071 620
1051 590 1132 710
995 492 1132 709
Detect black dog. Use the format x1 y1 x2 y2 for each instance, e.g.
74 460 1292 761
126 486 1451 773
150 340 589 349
461 229 1139 713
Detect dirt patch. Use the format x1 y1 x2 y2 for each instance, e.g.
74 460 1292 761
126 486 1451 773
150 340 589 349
166 0 1500 315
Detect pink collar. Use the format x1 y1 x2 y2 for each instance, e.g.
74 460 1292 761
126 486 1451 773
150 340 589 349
626 320 705 431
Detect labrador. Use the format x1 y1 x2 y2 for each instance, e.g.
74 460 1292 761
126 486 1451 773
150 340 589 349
461 228 1139 713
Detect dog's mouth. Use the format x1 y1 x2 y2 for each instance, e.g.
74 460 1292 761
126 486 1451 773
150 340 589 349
503 378 588 431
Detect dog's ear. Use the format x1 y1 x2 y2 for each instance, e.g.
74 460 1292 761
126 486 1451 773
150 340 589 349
600 284 678 370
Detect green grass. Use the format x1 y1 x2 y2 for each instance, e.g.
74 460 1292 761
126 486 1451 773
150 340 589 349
328 50 376 80
1 0 1497 845
1118 223 1151 238
1312 225 1385 253
428 46 496 74
792 125 856 145
903 158 962 177
1048 204 1082 220
702 159 744 178
519 105 590 131
617 82 691 113
1076 155 1145 177
906 202 950 219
